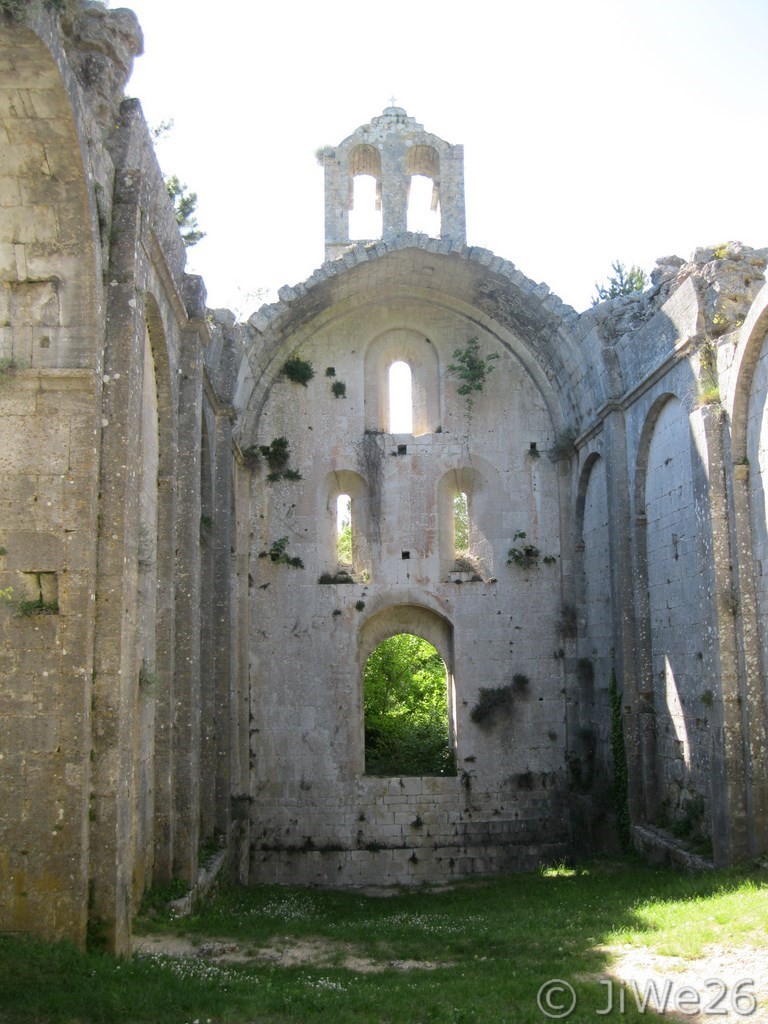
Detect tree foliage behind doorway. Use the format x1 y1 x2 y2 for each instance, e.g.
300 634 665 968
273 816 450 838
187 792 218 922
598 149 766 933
364 633 455 776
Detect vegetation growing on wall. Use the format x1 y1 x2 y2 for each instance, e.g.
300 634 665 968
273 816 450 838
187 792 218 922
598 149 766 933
15 595 59 617
507 531 539 569
165 175 205 247
257 437 302 482
549 428 578 462
282 356 315 386
0 357 18 382
364 634 454 777
258 537 304 569
696 339 722 409
447 336 499 419
591 260 647 306
469 674 528 728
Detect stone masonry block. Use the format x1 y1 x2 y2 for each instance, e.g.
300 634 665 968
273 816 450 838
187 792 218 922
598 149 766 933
4 532 64 571
0 715 60 753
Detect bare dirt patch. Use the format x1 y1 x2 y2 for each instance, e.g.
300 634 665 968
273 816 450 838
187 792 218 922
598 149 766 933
133 932 451 973
589 943 768 1022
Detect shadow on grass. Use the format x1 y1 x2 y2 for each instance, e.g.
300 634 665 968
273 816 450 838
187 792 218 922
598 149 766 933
0 857 765 1024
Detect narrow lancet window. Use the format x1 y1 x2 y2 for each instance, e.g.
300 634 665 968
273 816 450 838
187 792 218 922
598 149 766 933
389 360 413 433
337 493 352 564
454 492 469 556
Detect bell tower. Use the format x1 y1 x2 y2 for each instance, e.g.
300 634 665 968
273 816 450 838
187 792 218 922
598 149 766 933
319 106 466 262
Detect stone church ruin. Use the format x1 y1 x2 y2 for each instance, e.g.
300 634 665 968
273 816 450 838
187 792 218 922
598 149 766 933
2 2 768 954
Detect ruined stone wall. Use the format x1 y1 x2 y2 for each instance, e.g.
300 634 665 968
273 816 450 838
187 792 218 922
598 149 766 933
0 5 115 947
570 245 768 864
746 331 768 677
3 0 768 957
0 3 238 951
242 272 571 885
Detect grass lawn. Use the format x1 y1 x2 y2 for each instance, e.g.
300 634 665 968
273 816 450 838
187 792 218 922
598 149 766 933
0 857 766 1023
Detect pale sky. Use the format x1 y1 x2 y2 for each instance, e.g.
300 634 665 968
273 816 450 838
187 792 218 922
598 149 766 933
122 0 768 318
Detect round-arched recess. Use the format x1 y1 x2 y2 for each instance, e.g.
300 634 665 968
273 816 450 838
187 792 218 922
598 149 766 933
437 465 481 574
318 469 370 577
634 393 709 829
363 328 440 435
358 602 453 674
574 452 612 665
358 603 456 774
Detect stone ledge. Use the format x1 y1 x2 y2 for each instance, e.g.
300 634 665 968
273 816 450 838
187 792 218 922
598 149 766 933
632 824 714 872
167 848 227 918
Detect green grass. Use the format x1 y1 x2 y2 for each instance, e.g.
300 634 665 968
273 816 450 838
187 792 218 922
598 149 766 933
0 858 766 1023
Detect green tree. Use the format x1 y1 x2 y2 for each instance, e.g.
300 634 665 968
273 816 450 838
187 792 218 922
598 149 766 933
338 520 352 565
165 174 205 247
454 492 469 553
591 260 647 306
364 634 455 776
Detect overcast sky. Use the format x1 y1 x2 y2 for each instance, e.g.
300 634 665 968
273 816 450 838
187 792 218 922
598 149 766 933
122 0 768 318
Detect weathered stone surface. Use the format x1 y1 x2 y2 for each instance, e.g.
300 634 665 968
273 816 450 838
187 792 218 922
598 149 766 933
2 4 768 959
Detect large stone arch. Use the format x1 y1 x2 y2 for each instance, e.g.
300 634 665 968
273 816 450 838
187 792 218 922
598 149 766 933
234 242 599 442
0 17 105 949
358 600 454 681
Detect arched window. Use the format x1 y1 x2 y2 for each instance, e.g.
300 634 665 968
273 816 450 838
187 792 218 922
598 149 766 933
363 633 455 776
363 329 440 436
337 493 352 565
320 470 370 581
406 144 440 237
407 174 440 236
349 174 382 240
348 143 382 241
389 360 413 433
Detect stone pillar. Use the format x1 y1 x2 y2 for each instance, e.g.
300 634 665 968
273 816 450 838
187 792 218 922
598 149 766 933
696 408 750 863
151 468 177 880
730 462 768 856
438 144 466 242
322 151 350 260
380 147 408 242
603 405 648 826
231 460 252 819
212 408 234 837
171 284 206 882
90 166 146 954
